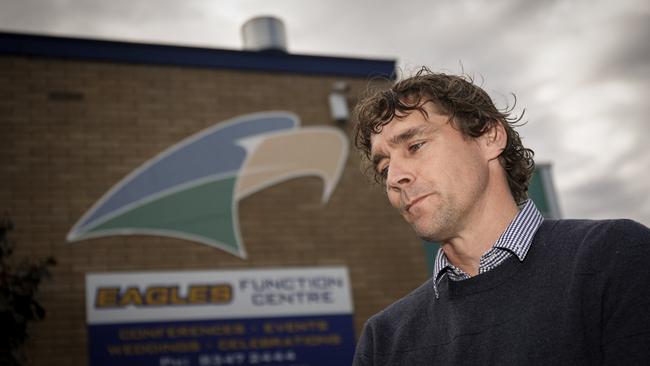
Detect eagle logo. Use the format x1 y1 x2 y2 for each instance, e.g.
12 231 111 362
66 112 348 258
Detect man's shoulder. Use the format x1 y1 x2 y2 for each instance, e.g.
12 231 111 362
366 278 435 332
353 280 438 365
535 218 649 268
538 218 649 245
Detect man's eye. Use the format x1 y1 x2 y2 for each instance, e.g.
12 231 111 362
379 166 389 180
409 142 424 152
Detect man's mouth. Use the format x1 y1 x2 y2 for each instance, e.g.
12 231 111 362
404 194 431 213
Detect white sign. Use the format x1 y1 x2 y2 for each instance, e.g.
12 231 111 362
86 267 353 324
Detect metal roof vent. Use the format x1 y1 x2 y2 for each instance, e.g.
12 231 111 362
242 16 288 52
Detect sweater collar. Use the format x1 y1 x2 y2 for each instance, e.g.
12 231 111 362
431 199 544 298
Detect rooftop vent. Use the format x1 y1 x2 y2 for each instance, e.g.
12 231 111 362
242 16 288 52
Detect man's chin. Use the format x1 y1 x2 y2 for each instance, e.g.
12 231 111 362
412 220 454 242
413 227 443 243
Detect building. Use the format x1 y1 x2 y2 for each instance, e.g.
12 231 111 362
0 28 434 366
0 24 560 365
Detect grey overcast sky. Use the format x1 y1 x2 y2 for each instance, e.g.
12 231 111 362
1 0 649 225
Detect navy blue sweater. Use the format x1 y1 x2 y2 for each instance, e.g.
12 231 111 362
353 219 650 365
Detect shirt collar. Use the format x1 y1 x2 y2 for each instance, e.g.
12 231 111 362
491 199 544 261
431 199 544 297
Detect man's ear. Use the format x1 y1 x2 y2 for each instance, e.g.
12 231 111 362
481 121 507 161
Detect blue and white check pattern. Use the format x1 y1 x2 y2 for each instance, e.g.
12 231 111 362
432 199 544 298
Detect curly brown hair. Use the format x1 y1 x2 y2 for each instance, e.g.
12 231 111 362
353 67 535 204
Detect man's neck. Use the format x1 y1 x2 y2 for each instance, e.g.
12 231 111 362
440 194 520 277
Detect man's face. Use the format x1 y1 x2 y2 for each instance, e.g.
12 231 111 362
369 103 490 241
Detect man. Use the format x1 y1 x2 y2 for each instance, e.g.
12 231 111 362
351 68 650 365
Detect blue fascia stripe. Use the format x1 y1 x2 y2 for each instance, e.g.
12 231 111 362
0 32 396 79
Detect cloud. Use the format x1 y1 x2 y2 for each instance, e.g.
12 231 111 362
0 0 648 225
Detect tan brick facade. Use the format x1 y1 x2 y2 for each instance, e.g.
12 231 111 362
1 53 428 365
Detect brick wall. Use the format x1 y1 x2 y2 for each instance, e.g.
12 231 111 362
0 55 428 365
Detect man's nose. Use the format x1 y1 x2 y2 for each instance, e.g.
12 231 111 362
386 160 414 191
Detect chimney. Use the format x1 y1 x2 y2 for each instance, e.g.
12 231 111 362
242 16 288 52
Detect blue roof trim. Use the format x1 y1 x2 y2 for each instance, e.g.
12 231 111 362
0 32 396 78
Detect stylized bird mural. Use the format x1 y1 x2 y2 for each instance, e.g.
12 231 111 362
66 112 348 258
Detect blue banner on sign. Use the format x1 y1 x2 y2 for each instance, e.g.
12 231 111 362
88 314 355 366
